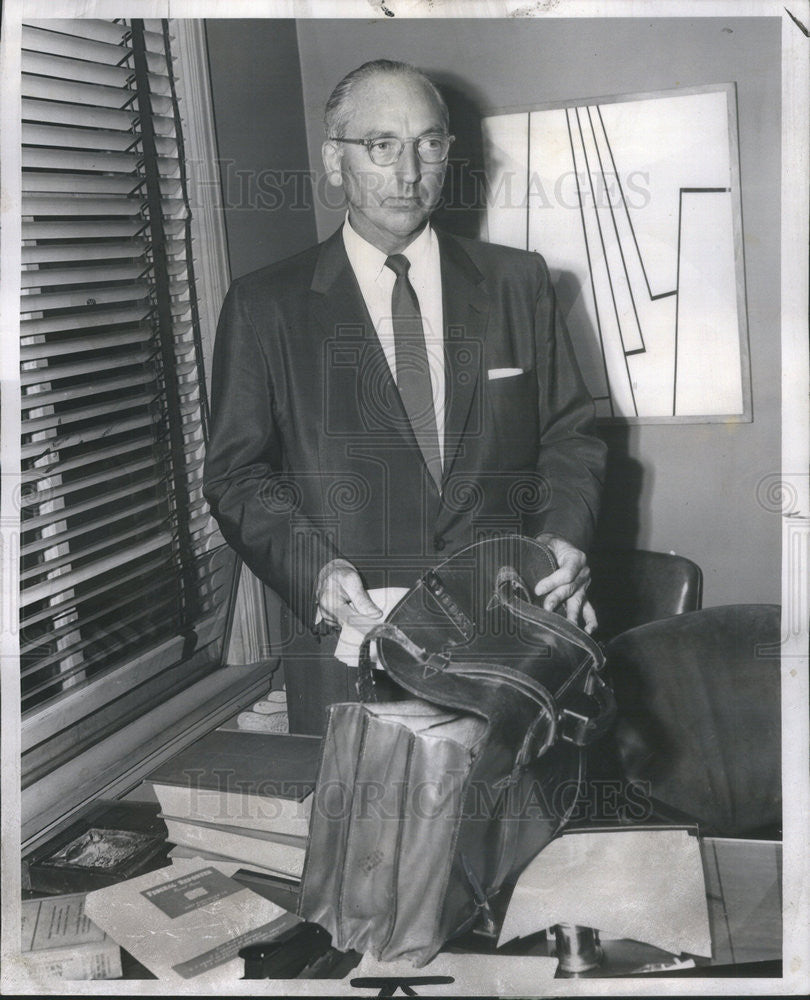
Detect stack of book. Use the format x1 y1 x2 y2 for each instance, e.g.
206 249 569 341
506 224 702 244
146 730 321 883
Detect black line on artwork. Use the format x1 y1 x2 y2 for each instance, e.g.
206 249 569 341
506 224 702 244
597 105 678 302
587 106 646 355
575 106 638 417
565 107 614 417
672 189 684 416
670 188 729 416
526 112 531 251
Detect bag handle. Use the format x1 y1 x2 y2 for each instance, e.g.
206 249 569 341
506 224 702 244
493 565 616 744
493 565 606 667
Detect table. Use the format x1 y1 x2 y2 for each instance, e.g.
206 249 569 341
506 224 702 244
239 835 782 981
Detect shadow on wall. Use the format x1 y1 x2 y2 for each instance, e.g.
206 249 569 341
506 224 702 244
594 425 645 551
432 76 488 240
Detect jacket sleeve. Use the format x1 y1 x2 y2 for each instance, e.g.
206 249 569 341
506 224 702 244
525 254 607 552
202 279 339 628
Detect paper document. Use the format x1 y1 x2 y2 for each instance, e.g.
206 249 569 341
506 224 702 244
84 859 298 986
333 587 409 667
498 828 711 958
18 892 121 981
348 953 558 996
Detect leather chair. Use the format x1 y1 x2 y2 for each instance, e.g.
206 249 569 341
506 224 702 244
603 604 782 838
588 549 703 642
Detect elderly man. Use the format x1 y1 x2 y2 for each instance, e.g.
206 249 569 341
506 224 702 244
203 60 606 729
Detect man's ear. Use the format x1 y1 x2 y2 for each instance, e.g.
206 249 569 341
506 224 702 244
322 140 343 188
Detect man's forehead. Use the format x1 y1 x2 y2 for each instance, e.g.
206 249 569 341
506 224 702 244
345 73 444 134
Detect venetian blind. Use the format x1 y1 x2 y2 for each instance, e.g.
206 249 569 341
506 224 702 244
20 18 236 782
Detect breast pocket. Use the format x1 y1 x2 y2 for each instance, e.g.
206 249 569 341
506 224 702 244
485 370 539 468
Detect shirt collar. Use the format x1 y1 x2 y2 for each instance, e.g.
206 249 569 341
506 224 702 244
342 212 434 282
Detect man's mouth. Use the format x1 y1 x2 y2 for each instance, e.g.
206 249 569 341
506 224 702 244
384 197 422 208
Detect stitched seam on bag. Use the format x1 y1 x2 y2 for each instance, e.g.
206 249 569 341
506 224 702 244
336 708 370 945
436 756 480 960
299 706 337 918
378 730 415 957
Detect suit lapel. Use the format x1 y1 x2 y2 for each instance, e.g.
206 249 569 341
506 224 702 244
437 231 489 486
309 229 414 448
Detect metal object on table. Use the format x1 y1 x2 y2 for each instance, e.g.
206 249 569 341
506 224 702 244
553 923 604 975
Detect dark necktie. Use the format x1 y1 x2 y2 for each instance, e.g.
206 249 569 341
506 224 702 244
385 254 442 492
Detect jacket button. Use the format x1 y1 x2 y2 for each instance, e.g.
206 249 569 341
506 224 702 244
434 536 446 551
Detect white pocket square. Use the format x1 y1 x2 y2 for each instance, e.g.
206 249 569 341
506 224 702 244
487 367 524 380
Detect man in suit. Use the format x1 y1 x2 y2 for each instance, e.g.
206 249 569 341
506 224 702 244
203 60 606 725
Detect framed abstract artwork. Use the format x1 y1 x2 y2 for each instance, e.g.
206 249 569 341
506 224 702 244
481 84 752 423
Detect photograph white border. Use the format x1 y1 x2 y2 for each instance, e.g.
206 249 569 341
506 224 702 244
1 1 807 996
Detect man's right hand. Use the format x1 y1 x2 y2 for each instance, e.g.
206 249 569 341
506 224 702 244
316 558 383 629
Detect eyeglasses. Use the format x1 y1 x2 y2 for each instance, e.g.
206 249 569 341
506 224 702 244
328 133 455 166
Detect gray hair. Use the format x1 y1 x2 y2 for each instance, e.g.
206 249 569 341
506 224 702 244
323 59 450 139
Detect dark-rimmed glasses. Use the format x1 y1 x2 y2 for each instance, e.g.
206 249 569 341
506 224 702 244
327 133 455 166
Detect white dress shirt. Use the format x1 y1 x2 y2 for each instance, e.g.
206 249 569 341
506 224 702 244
342 217 446 467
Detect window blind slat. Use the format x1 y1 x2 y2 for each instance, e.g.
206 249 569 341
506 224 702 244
23 194 145 218
21 494 164 559
25 19 163 49
23 437 152 483
23 72 134 110
22 601 180 688
22 414 158 461
23 174 142 197
22 147 141 173
21 513 167 583
23 239 148 264
21 474 165 535
20 551 174 630
21 330 153 361
20 574 175 655
21 283 150 313
22 219 185 241
23 122 176 156
21 349 152 385
22 262 145 288
22 24 133 67
22 455 158 509
23 173 180 198
21 377 155 418
22 98 174 136
23 122 138 153
22 24 169 76
22 51 171 96
22 305 153 337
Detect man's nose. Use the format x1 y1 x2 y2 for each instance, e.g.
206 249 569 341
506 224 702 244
395 140 422 184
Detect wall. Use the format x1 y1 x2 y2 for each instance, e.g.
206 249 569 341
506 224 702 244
294 16 782 608
205 19 317 279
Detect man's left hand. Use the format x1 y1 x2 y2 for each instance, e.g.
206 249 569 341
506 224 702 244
533 533 598 634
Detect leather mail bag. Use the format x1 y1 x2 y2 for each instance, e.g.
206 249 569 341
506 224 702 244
299 534 615 966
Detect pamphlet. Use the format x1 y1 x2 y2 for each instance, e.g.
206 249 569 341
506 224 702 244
84 858 299 985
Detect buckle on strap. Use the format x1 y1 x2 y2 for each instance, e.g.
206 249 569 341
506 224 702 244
558 691 601 745
422 651 451 677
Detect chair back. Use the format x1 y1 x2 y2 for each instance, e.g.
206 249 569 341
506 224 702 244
589 549 703 641
605 604 781 837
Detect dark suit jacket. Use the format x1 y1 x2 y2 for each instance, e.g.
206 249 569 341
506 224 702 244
203 227 606 627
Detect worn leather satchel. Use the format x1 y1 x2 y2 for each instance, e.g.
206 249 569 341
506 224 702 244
299 534 615 966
